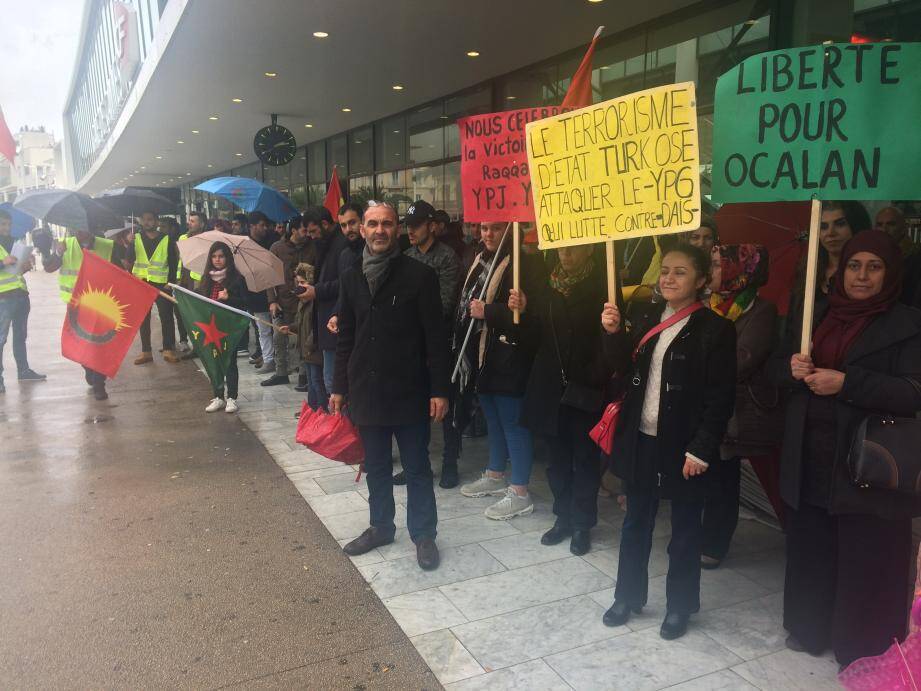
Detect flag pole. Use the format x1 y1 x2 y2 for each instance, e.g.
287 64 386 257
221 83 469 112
167 284 282 332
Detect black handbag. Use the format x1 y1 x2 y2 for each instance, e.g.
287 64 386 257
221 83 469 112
848 415 921 496
549 302 604 413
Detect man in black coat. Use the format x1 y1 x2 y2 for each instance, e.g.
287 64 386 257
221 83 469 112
330 203 449 571
312 202 364 397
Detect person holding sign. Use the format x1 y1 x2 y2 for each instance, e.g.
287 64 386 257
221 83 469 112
600 244 736 640
771 230 921 667
458 223 544 520
515 243 609 554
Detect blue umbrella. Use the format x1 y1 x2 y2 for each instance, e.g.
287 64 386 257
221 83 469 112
194 177 298 222
0 202 37 239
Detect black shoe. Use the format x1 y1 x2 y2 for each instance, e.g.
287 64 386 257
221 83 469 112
416 538 440 571
784 634 824 656
18 369 46 381
541 522 572 546
439 464 459 489
570 529 591 556
294 382 309 393
393 470 407 485
248 353 261 365
260 374 290 387
84 370 93 386
93 385 108 401
700 555 722 570
660 612 690 640
343 527 394 556
603 600 641 627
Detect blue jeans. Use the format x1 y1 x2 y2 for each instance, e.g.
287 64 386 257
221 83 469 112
322 349 336 396
0 292 31 379
478 393 534 486
306 362 328 410
359 421 437 542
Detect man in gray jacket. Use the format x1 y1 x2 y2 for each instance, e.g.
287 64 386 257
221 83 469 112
404 200 460 320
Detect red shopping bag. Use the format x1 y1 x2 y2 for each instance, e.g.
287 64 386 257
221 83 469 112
295 401 365 467
589 399 622 454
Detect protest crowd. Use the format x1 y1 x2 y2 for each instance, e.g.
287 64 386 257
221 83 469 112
4 32 921 687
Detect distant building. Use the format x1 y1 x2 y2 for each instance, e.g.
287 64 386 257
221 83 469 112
0 127 61 203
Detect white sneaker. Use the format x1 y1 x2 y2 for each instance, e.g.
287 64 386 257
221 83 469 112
485 488 534 520
205 397 225 413
460 473 507 498
225 398 238 413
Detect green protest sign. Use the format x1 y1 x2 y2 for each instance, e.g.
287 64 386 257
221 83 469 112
712 42 921 203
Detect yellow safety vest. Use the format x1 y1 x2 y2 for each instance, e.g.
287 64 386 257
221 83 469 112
132 234 170 284
175 233 202 283
59 236 114 302
0 244 27 294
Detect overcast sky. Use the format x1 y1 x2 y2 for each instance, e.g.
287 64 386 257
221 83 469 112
1 0 83 139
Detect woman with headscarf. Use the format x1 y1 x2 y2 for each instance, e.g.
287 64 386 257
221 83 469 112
773 230 921 667
700 245 779 569
198 241 247 413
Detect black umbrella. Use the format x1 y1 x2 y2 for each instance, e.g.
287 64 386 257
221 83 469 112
95 187 177 216
12 189 123 233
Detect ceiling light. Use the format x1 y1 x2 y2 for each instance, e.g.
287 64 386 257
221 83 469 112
313 31 328 38
439 115 449 120
588 0 604 3
232 98 243 103
128 173 134 177
304 123 313 128
264 71 277 77
744 18 758 25
209 115 219 120
134 169 139 173
155 155 163 159
191 129 200 134
506 95 517 100
393 129 400 133
140 165 146 169
466 51 480 57
392 84 404 91
176 140 185 144
186 172 191 176
341 107 351 112
235 153 243 157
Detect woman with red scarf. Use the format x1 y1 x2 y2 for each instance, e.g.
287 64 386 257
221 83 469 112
774 230 921 667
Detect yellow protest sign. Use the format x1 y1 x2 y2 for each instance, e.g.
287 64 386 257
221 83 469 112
526 82 701 250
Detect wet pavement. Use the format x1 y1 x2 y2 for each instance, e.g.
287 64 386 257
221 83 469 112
0 270 438 689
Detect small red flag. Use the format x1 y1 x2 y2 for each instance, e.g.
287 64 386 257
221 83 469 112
561 26 604 110
0 106 16 164
323 166 345 220
61 250 160 378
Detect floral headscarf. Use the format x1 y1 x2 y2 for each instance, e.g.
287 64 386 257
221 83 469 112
709 244 769 321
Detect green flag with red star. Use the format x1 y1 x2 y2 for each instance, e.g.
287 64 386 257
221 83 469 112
172 284 251 392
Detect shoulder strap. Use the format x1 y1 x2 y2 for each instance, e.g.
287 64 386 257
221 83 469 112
632 302 704 361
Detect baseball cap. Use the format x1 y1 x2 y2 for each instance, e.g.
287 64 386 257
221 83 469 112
402 200 436 226
433 209 451 225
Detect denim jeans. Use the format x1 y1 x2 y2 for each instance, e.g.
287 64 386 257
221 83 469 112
0 292 31 379
306 362 328 410
254 312 274 362
322 349 336 396
359 421 437 542
478 393 534 486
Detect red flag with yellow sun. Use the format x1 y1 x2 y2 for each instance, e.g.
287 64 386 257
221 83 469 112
62 250 160 378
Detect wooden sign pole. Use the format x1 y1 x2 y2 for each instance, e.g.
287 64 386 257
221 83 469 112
605 240 617 304
512 222 521 325
800 198 822 355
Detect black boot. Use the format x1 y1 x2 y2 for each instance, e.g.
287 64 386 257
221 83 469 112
603 601 641 627
293 371 309 392
541 521 572 546
660 612 690 640
439 462 459 489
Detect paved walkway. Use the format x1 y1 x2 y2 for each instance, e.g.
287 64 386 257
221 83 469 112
0 271 437 689
234 349 843 688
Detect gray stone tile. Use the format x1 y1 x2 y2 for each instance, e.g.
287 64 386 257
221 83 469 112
723 549 785 592
377 513 520 560
411 629 484 685
697 593 785 661
305 491 368 518
663 669 757 690
384 588 468 637
314 469 369 492
440 556 612 621
731 649 841 690
545 627 743 691
479 529 572 570
358 544 506 599
291 477 325 499
445 659 570 690
285 464 358 480
728 518 785 556
452 595 622 670
318 505 405 541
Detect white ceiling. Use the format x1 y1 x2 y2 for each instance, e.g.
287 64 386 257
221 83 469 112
80 0 698 194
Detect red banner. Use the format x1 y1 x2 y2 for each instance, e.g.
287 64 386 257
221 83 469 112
61 250 160 378
458 107 570 223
